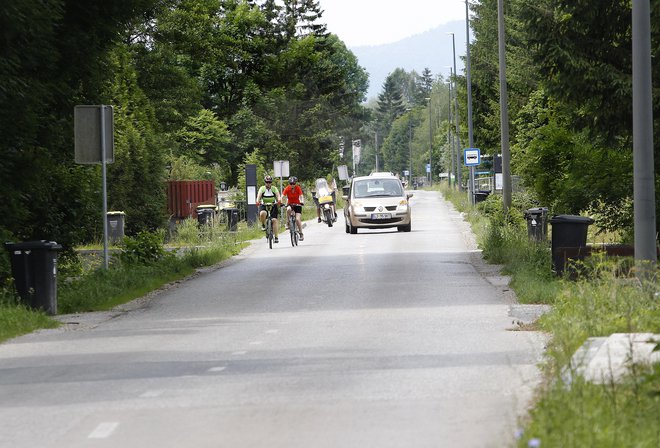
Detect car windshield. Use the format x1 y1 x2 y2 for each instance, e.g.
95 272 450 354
353 179 403 198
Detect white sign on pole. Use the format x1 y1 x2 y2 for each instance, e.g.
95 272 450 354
273 160 289 178
337 165 349 181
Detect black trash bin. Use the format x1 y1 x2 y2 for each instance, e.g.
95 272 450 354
524 207 549 242
225 207 239 231
550 215 595 275
473 190 491 203
4 240 62 315
196 205 216 226
106 211 125 244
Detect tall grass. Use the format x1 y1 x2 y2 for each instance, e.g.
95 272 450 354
439 185 659 448
521 264 659 447
0 219 257 342
0 288 59 341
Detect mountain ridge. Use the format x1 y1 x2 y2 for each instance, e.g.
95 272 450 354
349 20 467 101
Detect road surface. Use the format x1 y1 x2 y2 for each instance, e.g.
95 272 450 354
0 190 545 447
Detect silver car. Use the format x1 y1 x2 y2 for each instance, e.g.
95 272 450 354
343 175 413 234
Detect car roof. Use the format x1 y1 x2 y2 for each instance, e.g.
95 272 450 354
369 171 395 176
352 175 401 183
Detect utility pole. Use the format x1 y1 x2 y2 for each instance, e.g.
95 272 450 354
632 0 657 270
427 97 433 186
497 0 512 212
465 0 476 204
447 81 454 189
450 37 462 192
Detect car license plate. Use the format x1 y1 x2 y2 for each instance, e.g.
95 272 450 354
371 213 391 219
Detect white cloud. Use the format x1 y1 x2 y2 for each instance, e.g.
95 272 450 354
321 0 467 46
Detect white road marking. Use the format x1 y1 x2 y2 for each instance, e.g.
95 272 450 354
140 390 163 398
207 366 227 372
232 350 248 355
88 422 119 439
249 341 264 345
265 329 279 334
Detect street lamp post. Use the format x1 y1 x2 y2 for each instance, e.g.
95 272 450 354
497 0 512 212
447 81 454 189
449 34 462 192
408 110 413 184
374 128 379 172
426 97 433 186
465 0 476 205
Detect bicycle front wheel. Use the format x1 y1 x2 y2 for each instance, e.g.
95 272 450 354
289 216 297 246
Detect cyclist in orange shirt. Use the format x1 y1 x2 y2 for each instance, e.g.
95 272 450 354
281 176 305 241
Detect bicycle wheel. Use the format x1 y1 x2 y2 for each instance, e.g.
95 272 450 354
289 215 297 246
267 219 273 249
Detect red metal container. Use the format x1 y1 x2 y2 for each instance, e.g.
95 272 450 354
167 180 216 218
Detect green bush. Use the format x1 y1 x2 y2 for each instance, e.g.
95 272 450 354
120 230 172 265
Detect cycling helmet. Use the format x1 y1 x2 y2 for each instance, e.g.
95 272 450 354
264 175 273 182
288 176 297 185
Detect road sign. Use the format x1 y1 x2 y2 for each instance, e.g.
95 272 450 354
74 105 114 164
426 164 431 173
464 148 481 166
273 160 289 177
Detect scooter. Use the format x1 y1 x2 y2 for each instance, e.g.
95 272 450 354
313 178 336 228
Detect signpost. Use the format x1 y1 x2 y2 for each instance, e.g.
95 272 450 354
74 105 114 269
273 160 289 192
464 148 480 205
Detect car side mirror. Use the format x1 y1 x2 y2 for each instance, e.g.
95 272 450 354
407 193 414 200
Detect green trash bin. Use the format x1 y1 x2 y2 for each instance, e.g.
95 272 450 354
4 240 62 315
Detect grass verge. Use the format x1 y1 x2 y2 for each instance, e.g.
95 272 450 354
0 220 260 343
440 184 659 448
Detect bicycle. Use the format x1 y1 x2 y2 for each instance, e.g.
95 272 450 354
286 205 299 247
261 202 277 249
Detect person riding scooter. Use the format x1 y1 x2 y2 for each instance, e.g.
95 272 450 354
312 178 337 227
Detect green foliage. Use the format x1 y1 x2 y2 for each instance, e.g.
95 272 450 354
120 230 171 265
519 262 660 448
174 109 232 166
58 226 250 314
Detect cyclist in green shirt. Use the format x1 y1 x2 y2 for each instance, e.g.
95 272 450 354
256 175 281 243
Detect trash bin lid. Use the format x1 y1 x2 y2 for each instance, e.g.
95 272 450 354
549 215 594 225
524 207 548 218
196 204 218 211
107 211 125 216
4 240 62 251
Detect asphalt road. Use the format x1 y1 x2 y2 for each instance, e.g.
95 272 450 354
0 190 545 448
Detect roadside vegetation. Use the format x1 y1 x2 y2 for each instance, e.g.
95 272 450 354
0 195 329 343
440 185 659 448
0 218 261 343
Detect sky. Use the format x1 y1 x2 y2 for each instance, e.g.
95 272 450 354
320 0 468 47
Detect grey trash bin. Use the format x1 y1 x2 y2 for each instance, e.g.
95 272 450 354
550 215 594 275
524 207 549 242
106 211 125 244
225 208 239 231
4 240 62 315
